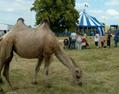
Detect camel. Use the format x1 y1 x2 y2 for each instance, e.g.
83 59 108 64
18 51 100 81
0 18 82 90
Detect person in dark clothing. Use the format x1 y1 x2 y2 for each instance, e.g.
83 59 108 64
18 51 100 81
107 32 112 48
114 30 119 47
63 38 69 49
114 35 118 47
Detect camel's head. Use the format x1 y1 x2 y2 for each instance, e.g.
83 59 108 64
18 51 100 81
70 57 82 86
73 68 82 86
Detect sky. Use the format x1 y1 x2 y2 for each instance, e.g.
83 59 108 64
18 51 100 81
75 0 119 25
0 0 35 26
0 0 119 26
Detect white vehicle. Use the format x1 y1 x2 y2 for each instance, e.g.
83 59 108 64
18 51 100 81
0 23 13 37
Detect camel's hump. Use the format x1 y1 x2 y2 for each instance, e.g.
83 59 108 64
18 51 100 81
41 19 50 25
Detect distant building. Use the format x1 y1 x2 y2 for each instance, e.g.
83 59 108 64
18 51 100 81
0 23 13 37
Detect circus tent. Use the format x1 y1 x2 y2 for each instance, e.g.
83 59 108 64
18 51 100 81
78 11 105 36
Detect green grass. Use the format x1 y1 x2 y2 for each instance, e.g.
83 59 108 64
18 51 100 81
1 46 119 94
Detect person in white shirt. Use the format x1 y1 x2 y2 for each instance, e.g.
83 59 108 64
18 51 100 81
76 33 82 50
70 32 76 40
69 32 76 49
94 32 100 48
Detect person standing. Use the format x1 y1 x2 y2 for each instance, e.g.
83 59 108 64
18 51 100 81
107 32 112 48
69 32 76 49
101 39 106 48
76 32 82 50
114 29 119 47
94 31 100 48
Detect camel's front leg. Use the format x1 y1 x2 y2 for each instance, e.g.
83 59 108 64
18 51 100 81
0 58 7 84
0 49 7 83
3 61 13 89
44 55 51 88
0 62 4 83
32 56 43 84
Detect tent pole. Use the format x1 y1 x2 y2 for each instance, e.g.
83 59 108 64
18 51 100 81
87 27 88 35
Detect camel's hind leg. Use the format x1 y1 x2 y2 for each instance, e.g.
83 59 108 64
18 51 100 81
0 53 11 83
0 61 5 83
3 53 13 89
32 56 43 84
0 39 13 85
44 55 52 87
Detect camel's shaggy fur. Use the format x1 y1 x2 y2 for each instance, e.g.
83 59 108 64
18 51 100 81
0 18 82 90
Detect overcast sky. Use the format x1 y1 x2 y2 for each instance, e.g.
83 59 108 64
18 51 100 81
0 0 35 26
0 0 119 26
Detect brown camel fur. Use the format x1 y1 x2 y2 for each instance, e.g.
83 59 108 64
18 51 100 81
0 18 82 90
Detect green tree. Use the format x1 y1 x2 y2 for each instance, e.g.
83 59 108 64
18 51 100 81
31 0 79 32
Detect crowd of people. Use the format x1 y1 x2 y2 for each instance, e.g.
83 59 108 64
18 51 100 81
64 31 89 50
63 29 119 50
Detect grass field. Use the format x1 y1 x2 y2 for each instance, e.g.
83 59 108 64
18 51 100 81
1 43 119 94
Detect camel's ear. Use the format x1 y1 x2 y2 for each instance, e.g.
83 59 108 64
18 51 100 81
0 37 3 41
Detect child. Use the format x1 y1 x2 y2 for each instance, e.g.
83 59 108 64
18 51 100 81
107 32 112 48
94 32 100 48
101 39 106 48
81 36 86 49
81 35 90 49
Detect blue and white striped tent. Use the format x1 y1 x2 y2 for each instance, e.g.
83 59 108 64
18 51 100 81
78 11 105 36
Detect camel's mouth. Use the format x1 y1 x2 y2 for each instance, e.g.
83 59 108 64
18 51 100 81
74 69 82 86
75 69 81 79
76 75 81 79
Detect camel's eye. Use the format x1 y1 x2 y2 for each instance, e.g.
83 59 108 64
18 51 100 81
75 70 79 73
